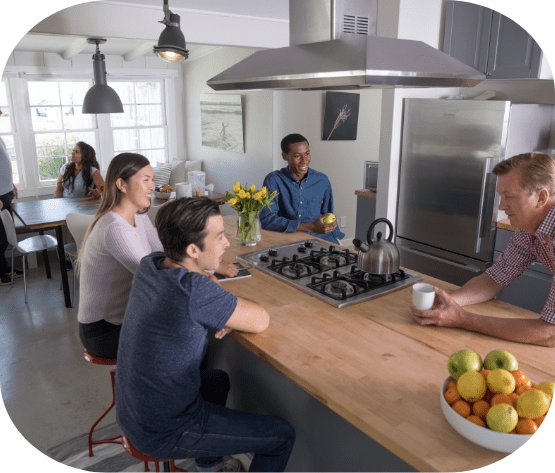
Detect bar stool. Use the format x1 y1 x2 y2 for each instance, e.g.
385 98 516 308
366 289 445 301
82 349 123 456
122 436 183 472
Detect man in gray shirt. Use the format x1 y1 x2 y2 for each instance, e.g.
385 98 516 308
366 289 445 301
0 136 21 285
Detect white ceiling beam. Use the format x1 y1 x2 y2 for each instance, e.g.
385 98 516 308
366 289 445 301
61 37 88 60
123 41 154 62
31 2 288 49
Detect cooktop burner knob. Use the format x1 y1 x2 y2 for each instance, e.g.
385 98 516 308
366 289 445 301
268 249 278 257
304 241 313 248
259 254 269 262
297 246 307 253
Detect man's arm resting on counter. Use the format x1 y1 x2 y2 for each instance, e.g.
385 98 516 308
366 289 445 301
225 298 270 334
412 287 555 347
450 273 503 306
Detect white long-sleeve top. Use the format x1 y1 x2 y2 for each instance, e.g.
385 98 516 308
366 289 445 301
77 211 163 325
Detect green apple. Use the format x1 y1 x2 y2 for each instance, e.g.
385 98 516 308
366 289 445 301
447 349 483 380
322 213 336 224
483 349 518 371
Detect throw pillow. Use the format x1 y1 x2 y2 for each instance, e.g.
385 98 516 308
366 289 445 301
153 162 172 187
169 159 203 185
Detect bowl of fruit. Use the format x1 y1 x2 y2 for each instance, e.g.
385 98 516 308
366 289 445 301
154 185 175 200
441 348 552 453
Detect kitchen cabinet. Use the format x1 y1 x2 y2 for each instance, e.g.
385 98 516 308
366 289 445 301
443 1 542 78
354 189 376 242
494 228 551 312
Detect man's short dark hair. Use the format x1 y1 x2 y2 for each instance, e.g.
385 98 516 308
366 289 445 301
155 197 221 262
281 133 309 154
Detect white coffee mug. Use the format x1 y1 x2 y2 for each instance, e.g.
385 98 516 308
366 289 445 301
412 283 436 310
175 182 192 199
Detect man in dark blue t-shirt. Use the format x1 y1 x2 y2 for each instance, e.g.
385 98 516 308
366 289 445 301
260 133 345 244
116 197 295 472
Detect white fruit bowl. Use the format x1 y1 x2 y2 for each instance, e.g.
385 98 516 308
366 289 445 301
440 377 532 453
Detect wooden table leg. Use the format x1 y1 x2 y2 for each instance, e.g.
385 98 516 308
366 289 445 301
55 226 72 308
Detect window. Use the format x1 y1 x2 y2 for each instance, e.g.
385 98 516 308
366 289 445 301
110 81 167 164
27 80 97 182
0 80 19 185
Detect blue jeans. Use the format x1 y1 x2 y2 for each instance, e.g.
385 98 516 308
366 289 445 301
170 401 295 472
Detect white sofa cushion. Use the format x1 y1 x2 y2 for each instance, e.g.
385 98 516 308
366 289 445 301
169 159 203 185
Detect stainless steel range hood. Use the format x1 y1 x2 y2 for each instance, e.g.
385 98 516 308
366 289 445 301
207 0 485 91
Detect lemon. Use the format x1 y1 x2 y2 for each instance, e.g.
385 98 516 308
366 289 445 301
322 213 336 224
486 369 516 394
538 382 555 399
457 371 487 402
516 389 551 419
486 403 518 433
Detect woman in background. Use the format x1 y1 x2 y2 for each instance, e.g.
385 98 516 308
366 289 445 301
54 141 104 199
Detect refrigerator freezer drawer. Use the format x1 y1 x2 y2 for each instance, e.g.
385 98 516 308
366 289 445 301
398 238 488 286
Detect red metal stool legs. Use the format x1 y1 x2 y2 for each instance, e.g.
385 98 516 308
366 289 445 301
82 349 123 457
122 436 185 472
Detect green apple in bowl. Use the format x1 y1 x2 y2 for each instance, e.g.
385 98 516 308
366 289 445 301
483 349 518 371
322 213 337 224
447 349 482 380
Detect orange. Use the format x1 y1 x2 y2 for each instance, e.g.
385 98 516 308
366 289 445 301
516 384 533 395
446 379 457 391
491 393 513 406
472 400 490 420
467 415 486 427
508 392 520 408
511 370 531 388
452 400 471 417
480 369 491 380
444 388 460 404
515 418 538 435
482 389 495 404
536 415 545 427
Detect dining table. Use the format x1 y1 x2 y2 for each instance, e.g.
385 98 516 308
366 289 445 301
11 191 226 308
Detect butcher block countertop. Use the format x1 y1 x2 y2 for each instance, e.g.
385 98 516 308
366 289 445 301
355 188 377 198
220 216 552 472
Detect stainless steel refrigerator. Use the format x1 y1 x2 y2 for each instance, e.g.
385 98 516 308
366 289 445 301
396 98 552 285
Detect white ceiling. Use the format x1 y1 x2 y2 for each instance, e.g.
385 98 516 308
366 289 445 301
13 0 289 61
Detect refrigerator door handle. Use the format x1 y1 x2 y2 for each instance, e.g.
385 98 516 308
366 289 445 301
404 246 483 273
475 157 496 254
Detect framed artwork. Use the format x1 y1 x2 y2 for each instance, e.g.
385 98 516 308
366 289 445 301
200 93 244 153
322 91 360 140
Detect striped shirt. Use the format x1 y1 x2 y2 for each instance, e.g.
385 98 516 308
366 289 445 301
486 206 555 323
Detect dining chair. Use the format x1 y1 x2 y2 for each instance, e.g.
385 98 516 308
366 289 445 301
64 212 95 298
0 209 58 303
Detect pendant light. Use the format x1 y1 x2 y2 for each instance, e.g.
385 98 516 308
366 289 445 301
153 0 189 62
82 38 124 114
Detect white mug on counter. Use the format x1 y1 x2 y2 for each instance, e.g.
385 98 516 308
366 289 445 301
412 283 436 310
175 182 192 199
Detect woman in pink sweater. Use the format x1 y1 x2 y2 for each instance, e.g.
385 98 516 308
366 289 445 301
77 153 235 358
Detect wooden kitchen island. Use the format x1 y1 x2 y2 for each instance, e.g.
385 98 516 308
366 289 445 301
209 216 553 472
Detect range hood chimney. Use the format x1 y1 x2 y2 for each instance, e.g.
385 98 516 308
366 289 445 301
207 0 484 91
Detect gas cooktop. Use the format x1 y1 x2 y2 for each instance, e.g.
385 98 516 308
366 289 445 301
237 239 422 308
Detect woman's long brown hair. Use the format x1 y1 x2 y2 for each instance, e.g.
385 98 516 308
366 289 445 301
77 153 151 270
61 141 99 193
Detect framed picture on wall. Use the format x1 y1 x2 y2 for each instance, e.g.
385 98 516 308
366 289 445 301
322 91 360 140
200 93 245 153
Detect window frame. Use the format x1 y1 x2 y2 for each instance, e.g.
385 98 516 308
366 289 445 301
0 79 23 187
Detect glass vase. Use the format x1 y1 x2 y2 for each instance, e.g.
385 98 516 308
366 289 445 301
236 212 261 246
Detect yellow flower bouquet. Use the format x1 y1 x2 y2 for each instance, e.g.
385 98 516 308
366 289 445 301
225 182 278 246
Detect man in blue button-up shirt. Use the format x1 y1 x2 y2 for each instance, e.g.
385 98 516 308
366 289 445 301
260 133 345 244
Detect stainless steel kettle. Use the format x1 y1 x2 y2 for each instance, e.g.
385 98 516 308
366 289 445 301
352 218 400 275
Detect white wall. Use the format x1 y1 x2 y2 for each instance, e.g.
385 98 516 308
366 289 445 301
182 47 275 212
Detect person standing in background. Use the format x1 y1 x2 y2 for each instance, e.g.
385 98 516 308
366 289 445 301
0 136 22 285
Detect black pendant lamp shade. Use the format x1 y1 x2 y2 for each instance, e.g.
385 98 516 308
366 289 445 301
82 38 124 114
153 0 189 62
